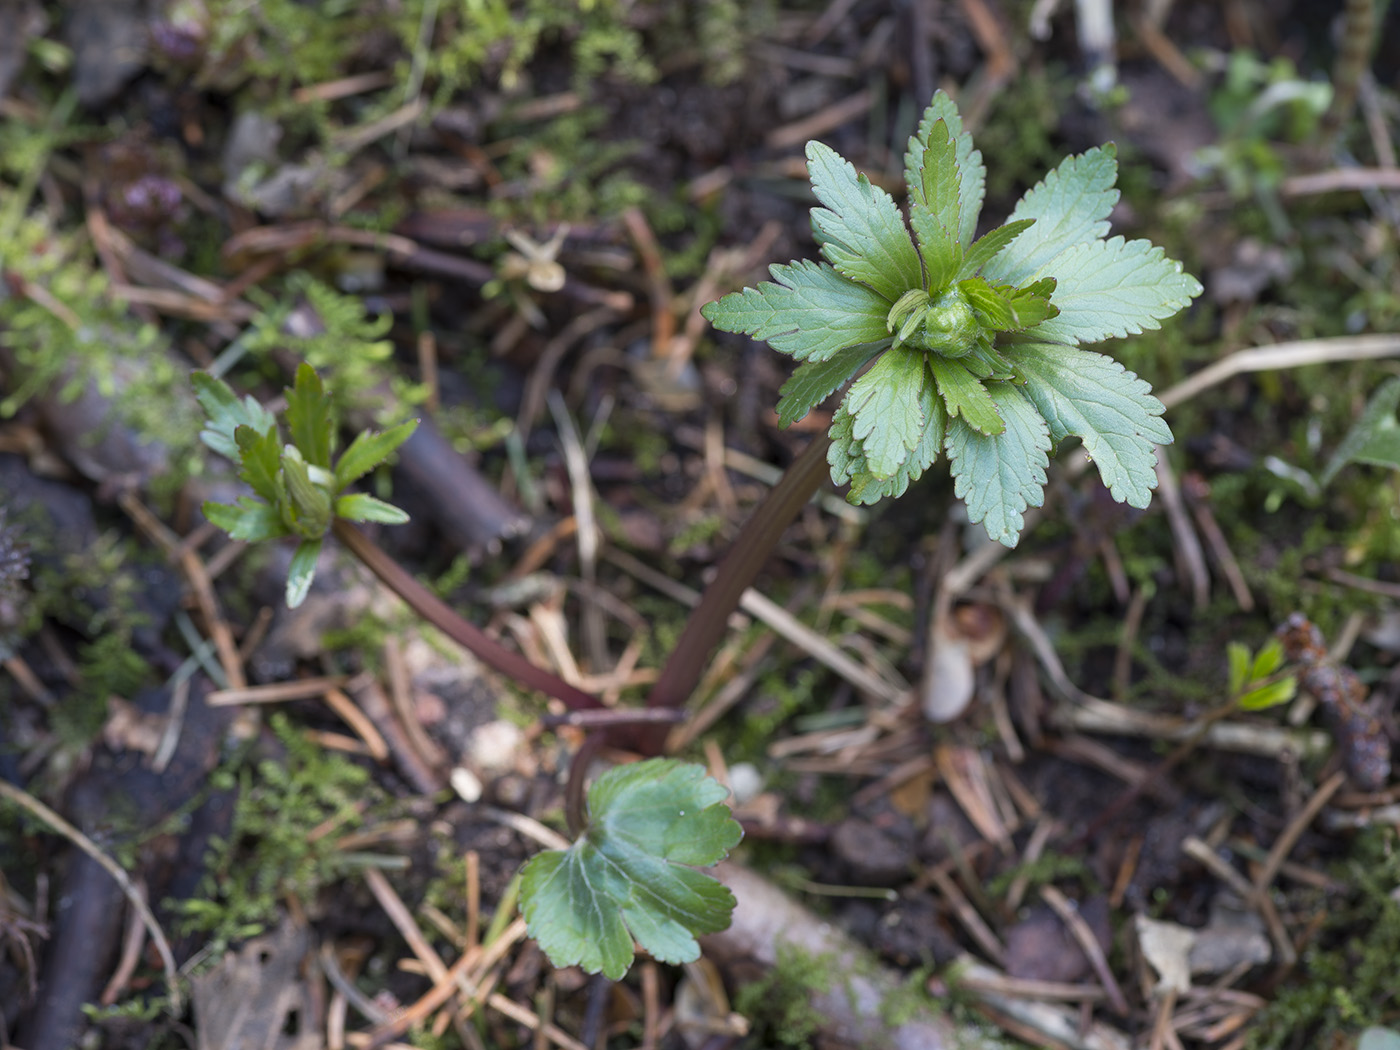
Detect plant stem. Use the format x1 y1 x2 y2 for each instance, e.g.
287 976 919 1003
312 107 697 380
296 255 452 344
564 730 605 838
645 434 834 718
332 519 602 712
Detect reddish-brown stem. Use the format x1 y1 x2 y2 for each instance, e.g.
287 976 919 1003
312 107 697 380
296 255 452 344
332 519 601 712
644 434 833 718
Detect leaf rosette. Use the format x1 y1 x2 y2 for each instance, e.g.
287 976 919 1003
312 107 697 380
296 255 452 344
702 91 1203 547
194 363 418 607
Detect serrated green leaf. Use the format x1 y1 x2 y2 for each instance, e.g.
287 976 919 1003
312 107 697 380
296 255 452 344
334 419 419 491
805 141 923 302
286 362 335 469
831 393 944 505
927 356 1004 436
945 383 1050 547
701 260 892 363
1238 677 1298 711
233 423 284 504
957 340 1017 381
286 538 322 608
827 403 865 487
845 347 928 478
334 492 410 524
1020 237 1202 345
1013 344 1172 508
907 118 963 291
956 219 1036 280
982 145 1120 286
1227 641 1251 696
520 759 742 981
958 277 1059 333
776 342 884 428
1321 376 1400 485
203 498 289 542
193 372 278 461
905 91 984 249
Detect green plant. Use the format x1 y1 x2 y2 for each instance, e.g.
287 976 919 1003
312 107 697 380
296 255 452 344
194 362 417 607
1226 636 1298 711
194 88 1203 985
702 90 1202 546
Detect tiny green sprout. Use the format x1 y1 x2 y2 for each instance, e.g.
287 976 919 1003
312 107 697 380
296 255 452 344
194 363 418 607
702 90 1203 547
1226 636 1298 711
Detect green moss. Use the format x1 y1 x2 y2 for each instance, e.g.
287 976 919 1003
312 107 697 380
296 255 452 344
985 853 1095 901
974 65 1075 206
733 943 835 1050
1246 828 1400 1048
173 713 382 952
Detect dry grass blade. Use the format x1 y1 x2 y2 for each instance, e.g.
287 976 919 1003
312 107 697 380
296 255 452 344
0 780 181 1014
1039 884 1129 1015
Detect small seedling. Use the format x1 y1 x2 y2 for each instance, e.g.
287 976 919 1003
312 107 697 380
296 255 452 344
1226 636 1298 711
703 90 1202 546
194 363 417 607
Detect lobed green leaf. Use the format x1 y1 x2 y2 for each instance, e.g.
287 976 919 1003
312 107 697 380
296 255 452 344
905 91 984 249
1013 343 1172 508
520 759 742 981
845 347 928 479
775 342 884 428
982 145 1120 286
1238 677 1298 711
945 383 1050 547
334 419 419 491
927 356 1004 436
203 498 289 543
193 372 278 461
334 493 410 525
286 538 322 609
833 382 947 505
234 423 284 504
956 218 1036 281
907 118 963 291
806 141 923 302
1227 641 1252 697
958 276 1059 333
286 362 335 469
701 260 891 363
1021 237 1203 345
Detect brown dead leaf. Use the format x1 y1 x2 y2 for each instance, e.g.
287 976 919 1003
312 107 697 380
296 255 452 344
192 918 321 1050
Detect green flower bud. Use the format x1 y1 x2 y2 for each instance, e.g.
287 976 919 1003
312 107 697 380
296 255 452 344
887 287 981 358
919 287 981 358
